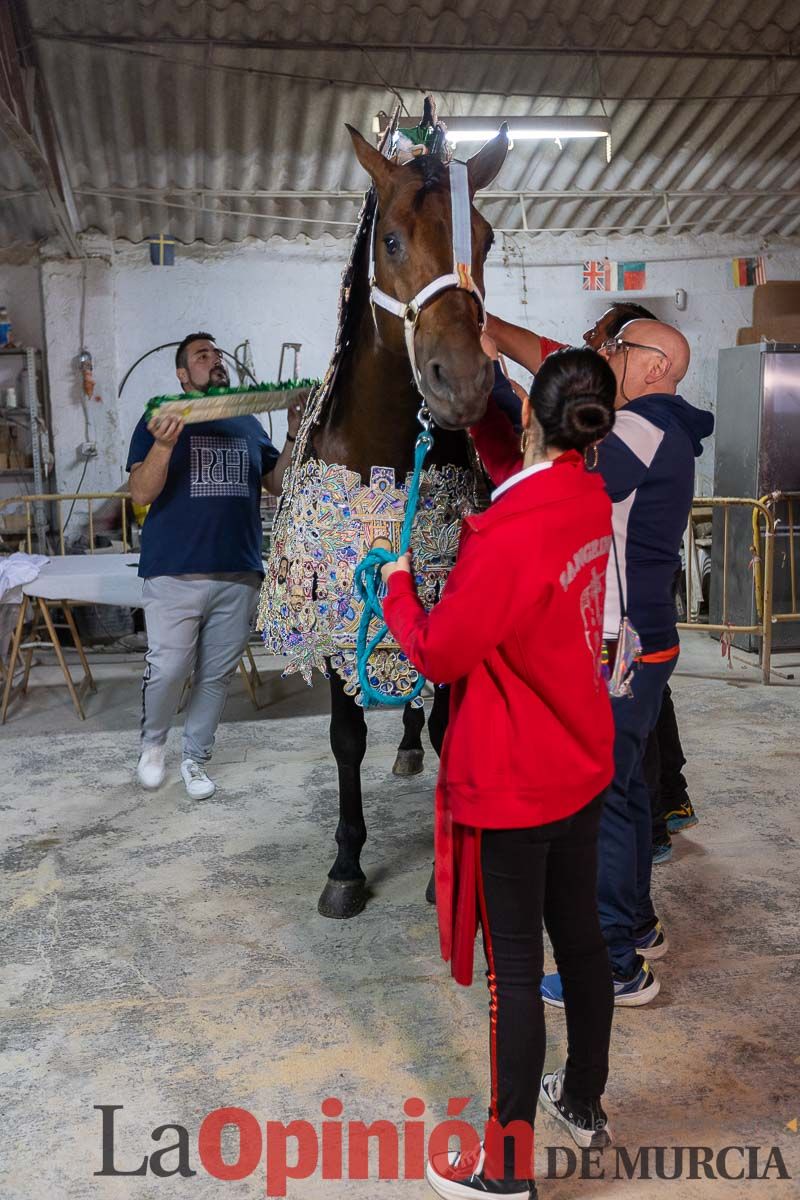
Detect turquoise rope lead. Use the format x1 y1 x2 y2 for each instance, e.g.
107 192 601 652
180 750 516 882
353 427 434 708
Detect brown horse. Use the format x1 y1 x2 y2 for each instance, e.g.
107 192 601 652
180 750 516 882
308 125 508 917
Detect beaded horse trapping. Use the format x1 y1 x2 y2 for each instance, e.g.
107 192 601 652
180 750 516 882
257 456 478 705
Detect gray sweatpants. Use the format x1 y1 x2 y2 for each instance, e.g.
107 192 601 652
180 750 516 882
140 573 260 762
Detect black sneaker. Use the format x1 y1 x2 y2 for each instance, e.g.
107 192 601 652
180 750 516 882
539 1067 612 1150
426 1142 537 1198
665 797 699 833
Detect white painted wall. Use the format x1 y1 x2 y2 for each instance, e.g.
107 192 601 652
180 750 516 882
487 233 800 493
111 239 345 466
113 233 800 495
3 233 800 497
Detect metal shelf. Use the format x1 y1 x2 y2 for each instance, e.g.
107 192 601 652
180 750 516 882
0 347 51 549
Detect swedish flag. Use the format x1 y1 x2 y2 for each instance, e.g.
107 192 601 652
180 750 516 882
148 234 175 266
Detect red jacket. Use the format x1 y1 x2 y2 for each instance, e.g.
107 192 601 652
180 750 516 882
384 402 614 982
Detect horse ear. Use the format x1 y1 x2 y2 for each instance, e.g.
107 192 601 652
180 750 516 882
466 124 509 193
346 124 397 194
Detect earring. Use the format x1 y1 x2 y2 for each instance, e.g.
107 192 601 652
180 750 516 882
520 430 530 455
585 443 599 470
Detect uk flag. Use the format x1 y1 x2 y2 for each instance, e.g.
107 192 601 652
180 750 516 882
582 259 611 291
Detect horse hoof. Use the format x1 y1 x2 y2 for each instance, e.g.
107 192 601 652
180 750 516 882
317 878 368 920
392 748 425 777
425 868 436 905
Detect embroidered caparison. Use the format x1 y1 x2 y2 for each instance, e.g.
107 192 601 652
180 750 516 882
256 456 479 704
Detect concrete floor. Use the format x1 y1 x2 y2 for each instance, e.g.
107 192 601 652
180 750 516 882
1 633 799 1198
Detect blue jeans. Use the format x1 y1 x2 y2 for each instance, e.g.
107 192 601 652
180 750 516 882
597 657 677 976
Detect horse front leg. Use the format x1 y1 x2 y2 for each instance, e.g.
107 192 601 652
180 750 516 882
317 666 369 919
392 701 426 777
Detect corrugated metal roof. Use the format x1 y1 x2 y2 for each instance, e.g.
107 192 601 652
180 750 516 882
2 0 799 247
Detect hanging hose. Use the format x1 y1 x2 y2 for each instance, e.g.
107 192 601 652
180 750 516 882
118 343 258 398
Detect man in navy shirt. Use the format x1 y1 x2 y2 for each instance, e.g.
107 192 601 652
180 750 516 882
127 332 303 799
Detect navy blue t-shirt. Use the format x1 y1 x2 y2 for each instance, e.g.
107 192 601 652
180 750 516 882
126 414 279 578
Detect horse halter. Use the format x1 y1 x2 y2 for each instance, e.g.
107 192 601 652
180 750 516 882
368 159 486 397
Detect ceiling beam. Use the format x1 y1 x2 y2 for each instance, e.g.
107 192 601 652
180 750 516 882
65 187 800 237
36 34 800 62
68 186 800 204
2 1 83 256
0 93 81 254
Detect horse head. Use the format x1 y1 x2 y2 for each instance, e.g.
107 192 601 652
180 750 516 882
347 124 508 431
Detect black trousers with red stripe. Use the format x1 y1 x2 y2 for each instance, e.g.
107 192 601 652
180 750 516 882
478 792 614 1172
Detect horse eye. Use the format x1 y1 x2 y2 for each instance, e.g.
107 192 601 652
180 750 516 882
383 234 400 256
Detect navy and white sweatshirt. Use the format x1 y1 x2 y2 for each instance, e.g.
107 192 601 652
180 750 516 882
598 394 714 653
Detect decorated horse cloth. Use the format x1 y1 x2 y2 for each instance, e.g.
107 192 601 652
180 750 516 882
257 457 479 704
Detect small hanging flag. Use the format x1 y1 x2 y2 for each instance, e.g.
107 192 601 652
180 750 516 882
731 256 766 288
615 261 647 290
148 234 176 266
582 259 612 291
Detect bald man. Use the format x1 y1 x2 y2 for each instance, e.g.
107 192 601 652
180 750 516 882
602 318 691 407
541 317 713 1009
484 301 657 432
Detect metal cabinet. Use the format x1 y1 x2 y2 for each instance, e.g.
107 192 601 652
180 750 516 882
711 343 800 650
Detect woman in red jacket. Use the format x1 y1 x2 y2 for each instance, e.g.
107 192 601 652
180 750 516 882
382 348 618 1200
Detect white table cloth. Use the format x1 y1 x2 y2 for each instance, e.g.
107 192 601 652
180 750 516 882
21 553 145 607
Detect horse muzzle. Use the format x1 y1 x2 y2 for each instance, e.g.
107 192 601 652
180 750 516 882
420 352 494 430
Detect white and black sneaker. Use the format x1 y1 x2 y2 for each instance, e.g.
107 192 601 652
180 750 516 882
180 758 216 800
426 1142 537 1199
634 920 669 961
613 955 661 1006
539 1068 612 1150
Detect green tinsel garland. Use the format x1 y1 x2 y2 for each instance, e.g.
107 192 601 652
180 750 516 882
145 378 320 422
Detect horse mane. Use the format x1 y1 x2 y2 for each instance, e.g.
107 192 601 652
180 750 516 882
319 190 375 427
408 155 449 209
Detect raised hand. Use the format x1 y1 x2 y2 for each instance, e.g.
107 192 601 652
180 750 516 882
147 414 185 448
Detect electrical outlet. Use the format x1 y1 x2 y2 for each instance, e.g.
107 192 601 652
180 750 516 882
79 440 97 458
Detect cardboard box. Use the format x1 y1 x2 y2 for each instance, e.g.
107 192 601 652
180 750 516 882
0 511 28 534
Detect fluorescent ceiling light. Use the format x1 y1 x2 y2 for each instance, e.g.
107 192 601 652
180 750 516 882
443 115 610 144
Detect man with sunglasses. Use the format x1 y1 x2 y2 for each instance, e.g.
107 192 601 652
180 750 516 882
538 318 713 1005
485 301 656 431
482 311 711 1006
485 306 699 849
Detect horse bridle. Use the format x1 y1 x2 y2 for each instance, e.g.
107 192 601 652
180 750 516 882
367 159 485 399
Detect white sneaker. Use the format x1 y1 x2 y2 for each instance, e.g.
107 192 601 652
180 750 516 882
180 758 216 800
137 744 166 790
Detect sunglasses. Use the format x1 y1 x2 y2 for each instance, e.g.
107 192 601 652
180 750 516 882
600 336 669 362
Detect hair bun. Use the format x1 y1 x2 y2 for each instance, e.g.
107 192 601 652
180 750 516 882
560 394 614 445
528 347 617 454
